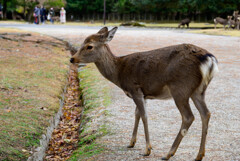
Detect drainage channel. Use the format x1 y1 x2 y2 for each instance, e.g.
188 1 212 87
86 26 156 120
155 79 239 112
28 44 84 160
44 64 83 160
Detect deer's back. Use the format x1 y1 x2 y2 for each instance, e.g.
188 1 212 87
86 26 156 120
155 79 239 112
215 17 228 24
180 18 191 24
117 44 210 99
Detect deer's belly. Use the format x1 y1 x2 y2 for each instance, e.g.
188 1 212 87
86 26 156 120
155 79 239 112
123 86 172 100
145 86 172 100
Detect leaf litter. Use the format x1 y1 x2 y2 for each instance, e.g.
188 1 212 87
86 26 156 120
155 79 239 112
45 64 83 160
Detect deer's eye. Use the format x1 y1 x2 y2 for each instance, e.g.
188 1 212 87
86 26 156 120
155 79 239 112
87 46 93 50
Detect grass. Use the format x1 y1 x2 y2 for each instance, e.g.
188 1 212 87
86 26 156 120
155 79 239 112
0 20 26 24
68 64 111 161
0 29 69 160
79 65 111 109
54 21 218 29
0 19 218 29
0 28 29 33
189 29 240 37
144 22 216 28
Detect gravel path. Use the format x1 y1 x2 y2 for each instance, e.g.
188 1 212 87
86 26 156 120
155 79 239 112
2 24 239 161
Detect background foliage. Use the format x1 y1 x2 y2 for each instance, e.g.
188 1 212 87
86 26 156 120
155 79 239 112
65 0 240 21
1 0 240 23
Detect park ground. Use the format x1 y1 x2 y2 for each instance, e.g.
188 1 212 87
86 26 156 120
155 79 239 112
0 28 70 160
1 20 240 37
0 23 239 160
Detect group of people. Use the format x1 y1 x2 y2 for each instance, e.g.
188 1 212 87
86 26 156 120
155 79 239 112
33 6 66 24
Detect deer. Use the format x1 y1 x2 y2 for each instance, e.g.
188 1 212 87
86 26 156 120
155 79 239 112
214 17 231 29
178 18 191 28
233 10 240 21
70 27 218 161
227 16 236 29
233 11 240 30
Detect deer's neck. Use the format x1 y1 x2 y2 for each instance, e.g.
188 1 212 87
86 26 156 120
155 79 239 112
95 45 119 86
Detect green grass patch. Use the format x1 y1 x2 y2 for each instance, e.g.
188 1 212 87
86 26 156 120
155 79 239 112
188 29 240 37
0 20 225 29
61 21 217 29
0 30 69 160
79 65 111 109
144 22 215 28
68 64 111 160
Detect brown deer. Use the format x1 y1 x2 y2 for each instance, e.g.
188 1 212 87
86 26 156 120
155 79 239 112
233 10 240 21
214 17 231 29
70 27 218 161
178 18 191 28
236 19 240 30
233 11 240 30
227 16 236 29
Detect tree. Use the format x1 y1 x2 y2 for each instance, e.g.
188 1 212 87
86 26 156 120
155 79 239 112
44 0 65 10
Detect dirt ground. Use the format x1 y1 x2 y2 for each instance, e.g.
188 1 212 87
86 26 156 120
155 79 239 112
1 25 239 160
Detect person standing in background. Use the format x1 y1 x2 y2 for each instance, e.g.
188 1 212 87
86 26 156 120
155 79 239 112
60 7 66 24
40 6 47 24
49 8 55 24
33 6 40 24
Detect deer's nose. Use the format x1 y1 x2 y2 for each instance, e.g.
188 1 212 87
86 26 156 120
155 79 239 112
70 58 74 63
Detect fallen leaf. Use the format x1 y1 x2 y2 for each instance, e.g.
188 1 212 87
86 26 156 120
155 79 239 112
22 149 28 152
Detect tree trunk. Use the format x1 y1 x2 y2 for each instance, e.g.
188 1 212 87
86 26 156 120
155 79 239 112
23 0 26 19
27 8 34 22
103 0 106 25
3 0 7 19
12 11 16 20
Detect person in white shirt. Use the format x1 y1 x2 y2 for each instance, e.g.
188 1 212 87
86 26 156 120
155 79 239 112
60 7 66 24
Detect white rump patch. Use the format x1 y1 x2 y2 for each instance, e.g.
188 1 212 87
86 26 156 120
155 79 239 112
199 56 219 92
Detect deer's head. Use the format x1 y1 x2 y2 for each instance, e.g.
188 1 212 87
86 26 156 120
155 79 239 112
70 27 118 64
233 11 239 16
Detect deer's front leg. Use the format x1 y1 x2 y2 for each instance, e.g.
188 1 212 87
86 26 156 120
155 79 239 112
132 91 152 156
127 107 140 148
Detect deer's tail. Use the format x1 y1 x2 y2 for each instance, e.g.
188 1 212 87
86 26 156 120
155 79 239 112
197 53 219 93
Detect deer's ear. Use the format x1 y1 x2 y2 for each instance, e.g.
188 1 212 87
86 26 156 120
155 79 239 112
97 27 108 34
101 27 118 43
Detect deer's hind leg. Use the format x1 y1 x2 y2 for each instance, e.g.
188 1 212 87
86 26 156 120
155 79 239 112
162 95 194 160
191 91 211 161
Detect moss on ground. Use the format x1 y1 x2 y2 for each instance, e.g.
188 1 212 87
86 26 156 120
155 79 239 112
68 64 111 161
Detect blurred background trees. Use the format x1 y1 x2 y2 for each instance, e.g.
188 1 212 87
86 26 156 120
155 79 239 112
1 0 240 22
0 0 65 20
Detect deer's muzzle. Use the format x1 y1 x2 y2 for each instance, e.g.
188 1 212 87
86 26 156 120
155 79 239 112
70 58 74 63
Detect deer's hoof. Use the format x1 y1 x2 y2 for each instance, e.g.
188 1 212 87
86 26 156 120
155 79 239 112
140 153 150 156
195 153 204 161
141 147 151 156
161 153 174 160
127 145 134 148
127 140 136 148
